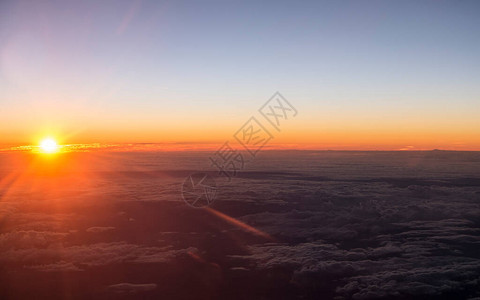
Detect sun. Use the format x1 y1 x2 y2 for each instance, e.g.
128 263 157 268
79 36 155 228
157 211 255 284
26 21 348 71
40 138 59 153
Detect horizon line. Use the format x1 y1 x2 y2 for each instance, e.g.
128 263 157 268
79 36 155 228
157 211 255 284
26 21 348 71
1 142 480 153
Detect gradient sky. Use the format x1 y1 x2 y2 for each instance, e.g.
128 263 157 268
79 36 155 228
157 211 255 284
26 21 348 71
1 0 479 149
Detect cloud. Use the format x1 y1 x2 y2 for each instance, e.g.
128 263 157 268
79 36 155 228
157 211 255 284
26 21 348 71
0 231 67 250
131 246 198 264
0 241 198 267
26 261 84 272
86 226 115 233
235 240 480 298
225 171 480 298
1 151 480 298
108 283 157 294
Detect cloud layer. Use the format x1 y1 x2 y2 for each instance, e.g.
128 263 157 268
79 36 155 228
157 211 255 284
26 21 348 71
1 151 479 299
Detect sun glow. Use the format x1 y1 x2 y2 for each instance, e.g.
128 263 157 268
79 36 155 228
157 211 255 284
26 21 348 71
40 138 59 153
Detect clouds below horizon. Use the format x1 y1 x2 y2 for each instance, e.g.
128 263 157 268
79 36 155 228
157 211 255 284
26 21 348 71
0 151 479 299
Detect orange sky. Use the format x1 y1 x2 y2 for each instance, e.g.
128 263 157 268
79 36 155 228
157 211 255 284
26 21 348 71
1 1 479 151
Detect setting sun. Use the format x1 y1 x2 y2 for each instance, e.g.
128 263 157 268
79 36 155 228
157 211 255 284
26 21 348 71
40 138 59 153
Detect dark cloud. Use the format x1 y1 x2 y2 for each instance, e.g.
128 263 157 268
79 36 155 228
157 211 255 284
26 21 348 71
0 241 198 267
26 261 84 272
107 283 157 294
1 151 480 299
86 226 115 233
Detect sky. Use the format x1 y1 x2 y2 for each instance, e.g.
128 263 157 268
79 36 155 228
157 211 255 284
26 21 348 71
0 0 479 150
